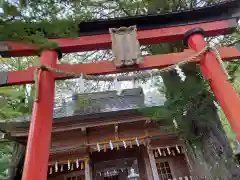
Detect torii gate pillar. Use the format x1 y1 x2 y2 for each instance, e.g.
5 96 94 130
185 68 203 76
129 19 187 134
184 28 240 141
22 50 58 180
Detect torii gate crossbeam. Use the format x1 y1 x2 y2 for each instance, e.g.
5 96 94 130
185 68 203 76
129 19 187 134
1 1 240 180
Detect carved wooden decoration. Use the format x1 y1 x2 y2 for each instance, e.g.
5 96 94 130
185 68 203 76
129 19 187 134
109 26 143 67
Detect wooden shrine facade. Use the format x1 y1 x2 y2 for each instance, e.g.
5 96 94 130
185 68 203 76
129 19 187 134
1 88 192 180
46 121 191 180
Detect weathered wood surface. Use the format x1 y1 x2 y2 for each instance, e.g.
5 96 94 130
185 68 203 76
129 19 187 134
147 146 160 180
48 121 179 163
141 147 154 180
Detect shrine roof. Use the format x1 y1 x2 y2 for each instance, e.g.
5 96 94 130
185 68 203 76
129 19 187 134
4 87 165 123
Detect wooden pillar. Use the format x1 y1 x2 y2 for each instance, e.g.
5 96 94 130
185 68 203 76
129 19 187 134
147 146 159 180
85 158 92 180
141 147 154 180
22 50 58 180
184 28 240 142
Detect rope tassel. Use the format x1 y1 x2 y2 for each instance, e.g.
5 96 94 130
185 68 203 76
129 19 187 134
175 65 186 81
33 67 42 102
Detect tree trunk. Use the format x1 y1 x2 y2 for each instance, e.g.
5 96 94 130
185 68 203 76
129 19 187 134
161 62 240 179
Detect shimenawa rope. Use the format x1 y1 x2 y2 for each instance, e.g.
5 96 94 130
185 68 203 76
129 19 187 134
33 45 229 102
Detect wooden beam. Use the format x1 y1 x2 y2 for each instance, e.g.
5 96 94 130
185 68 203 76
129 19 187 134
147 146 160 180
48 170 85 179
1 19 235 57
2 47 240 87
85 158 92 180
81 127 87 135
8 116 151 137
142 147 154 180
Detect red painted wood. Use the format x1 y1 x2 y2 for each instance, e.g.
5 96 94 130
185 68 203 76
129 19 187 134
4 19 235 57
21 51 58 180
5 47 240 86
187 34 240 141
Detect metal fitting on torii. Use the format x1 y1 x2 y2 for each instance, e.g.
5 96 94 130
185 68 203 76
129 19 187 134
109 26 143 68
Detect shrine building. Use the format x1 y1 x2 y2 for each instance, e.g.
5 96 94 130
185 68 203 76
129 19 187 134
1 87 192 180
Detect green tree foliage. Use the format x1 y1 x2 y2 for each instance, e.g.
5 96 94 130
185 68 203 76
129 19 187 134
0 57 37 178
0 86 30 179
0 0 93 51
0 0 240 179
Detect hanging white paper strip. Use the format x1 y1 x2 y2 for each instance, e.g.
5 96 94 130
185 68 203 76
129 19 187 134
79 73 85 93
123 140 127 148
135 138 139 147
68 160 70 170
114 77 122 95
76 159 79 169
167 147 171 155
157 148 162 156
176 145 180 154
55 162 58 172
109 140 114 150
97 143 101 152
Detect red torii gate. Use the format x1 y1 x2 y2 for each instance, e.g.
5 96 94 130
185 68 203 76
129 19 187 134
1 1 240 180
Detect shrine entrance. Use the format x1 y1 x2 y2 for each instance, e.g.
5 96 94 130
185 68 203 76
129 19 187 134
92 147 141 180
94 158 139 180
